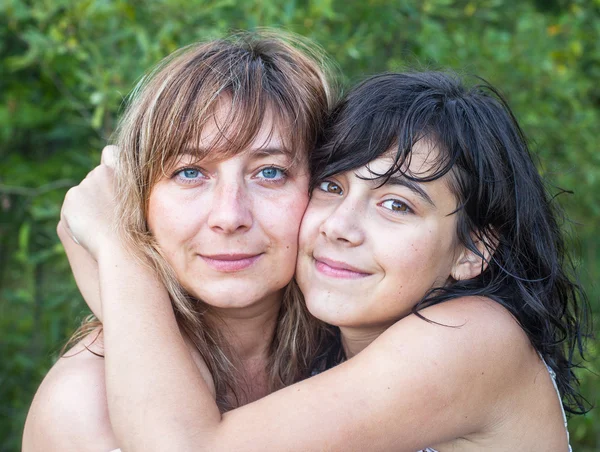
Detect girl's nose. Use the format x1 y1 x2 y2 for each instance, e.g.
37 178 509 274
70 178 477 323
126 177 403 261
319 197 365 246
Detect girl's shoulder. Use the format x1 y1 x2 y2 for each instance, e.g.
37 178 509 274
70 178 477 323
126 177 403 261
374 296 570 450
22 328 119 451
384 295 530 357
380 296 538 399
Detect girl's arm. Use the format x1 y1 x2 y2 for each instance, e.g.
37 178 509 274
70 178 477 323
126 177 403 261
55 146 119 320
97 245 221 451
57 221 103 319
63 161 531 452
97 249 527 452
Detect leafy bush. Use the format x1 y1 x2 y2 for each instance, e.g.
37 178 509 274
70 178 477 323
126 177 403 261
1 1 598 450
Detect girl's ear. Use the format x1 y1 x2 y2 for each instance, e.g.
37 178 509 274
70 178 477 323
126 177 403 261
451 230 497 281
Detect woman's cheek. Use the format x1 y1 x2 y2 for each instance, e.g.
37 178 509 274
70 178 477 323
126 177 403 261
277 189 309 236
299 225 324 263
147 188 198 249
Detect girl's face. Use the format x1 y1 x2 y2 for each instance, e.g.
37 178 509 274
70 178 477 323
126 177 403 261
297 141 468 330
147 109 309 311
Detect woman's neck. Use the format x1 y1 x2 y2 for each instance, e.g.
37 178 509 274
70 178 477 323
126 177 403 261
209 289 283 364
207 290 283 404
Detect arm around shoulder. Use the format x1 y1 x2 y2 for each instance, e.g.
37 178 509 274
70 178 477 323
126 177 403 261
57 221 103 320
203 296 534 452
96 290 534 452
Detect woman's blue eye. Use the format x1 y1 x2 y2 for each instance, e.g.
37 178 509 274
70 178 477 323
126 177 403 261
173 167 204 183
381 199 411 213
258 167 286 180
182 169 200 179
318 181 343 195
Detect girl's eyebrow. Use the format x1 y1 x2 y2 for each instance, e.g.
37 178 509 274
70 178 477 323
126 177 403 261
377 174 436 207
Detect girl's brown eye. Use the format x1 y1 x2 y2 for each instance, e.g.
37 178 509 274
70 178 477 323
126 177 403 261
381 199 411 213
318 181 343 195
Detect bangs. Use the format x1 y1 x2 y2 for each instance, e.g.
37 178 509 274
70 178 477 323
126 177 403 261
143 73 305 184
311 74 457 190
117 35 329 188
154 93 300 178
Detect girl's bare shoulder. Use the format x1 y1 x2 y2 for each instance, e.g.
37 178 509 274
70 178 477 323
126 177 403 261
371 296 537 417
385 296 530 356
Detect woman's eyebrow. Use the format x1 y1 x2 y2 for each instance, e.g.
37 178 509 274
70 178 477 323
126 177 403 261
177 146 292 164
181 146 291 158
378 174 436 207
250 147 291 158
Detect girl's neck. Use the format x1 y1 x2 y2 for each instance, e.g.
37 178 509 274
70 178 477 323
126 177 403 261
339 325 389 359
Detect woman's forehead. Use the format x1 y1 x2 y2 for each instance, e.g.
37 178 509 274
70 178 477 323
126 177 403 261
195 104 283 149
183 100 296 159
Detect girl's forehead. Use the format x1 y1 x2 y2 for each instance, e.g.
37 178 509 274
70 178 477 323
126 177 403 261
353 140 443 179
339 143 459 212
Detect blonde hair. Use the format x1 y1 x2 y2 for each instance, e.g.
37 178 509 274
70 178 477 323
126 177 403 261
68 30 337 411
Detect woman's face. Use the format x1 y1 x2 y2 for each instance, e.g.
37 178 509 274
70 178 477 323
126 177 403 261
297 141 467 330
147 109 309 311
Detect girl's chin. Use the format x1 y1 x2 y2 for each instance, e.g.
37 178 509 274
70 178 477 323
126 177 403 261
304 295 350 326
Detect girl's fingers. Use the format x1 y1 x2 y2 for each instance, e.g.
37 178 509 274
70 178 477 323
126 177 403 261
101 145 119 168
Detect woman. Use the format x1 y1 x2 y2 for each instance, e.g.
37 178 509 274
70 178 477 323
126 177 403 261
22 31 337 451
59 71 587 451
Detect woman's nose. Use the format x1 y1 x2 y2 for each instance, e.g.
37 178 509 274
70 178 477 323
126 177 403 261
207 179 253 234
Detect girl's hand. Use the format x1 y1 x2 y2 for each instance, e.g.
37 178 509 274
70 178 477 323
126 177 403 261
60 146 120 259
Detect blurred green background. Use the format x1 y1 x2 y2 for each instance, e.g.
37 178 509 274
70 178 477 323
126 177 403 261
1 0 598 450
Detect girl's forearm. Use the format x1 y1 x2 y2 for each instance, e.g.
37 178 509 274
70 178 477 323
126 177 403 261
57 221 103 319
98 247 221 452
95 249 508 451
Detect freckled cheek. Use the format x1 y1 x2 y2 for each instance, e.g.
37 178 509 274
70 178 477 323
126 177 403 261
257 192 308 248
383 248 428 275
147 192 200 251
378 229 442 274
298 203 327 251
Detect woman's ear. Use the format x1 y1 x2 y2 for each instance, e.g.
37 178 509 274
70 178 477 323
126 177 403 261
451 229 497 281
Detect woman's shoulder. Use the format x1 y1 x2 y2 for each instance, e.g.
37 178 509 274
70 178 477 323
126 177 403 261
22 328 118 452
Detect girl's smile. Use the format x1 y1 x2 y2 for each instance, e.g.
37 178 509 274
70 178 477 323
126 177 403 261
298 142 467 331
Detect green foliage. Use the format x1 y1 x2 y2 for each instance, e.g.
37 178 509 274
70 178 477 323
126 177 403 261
1 0 598 450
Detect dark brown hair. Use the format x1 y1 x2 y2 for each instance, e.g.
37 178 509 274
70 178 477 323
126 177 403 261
312 71 590 414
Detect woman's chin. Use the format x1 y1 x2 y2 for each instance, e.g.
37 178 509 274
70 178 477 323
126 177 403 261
186 282 286 313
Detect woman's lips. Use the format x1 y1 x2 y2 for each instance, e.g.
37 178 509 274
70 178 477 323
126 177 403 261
200 253 262 272
313 256 371 279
